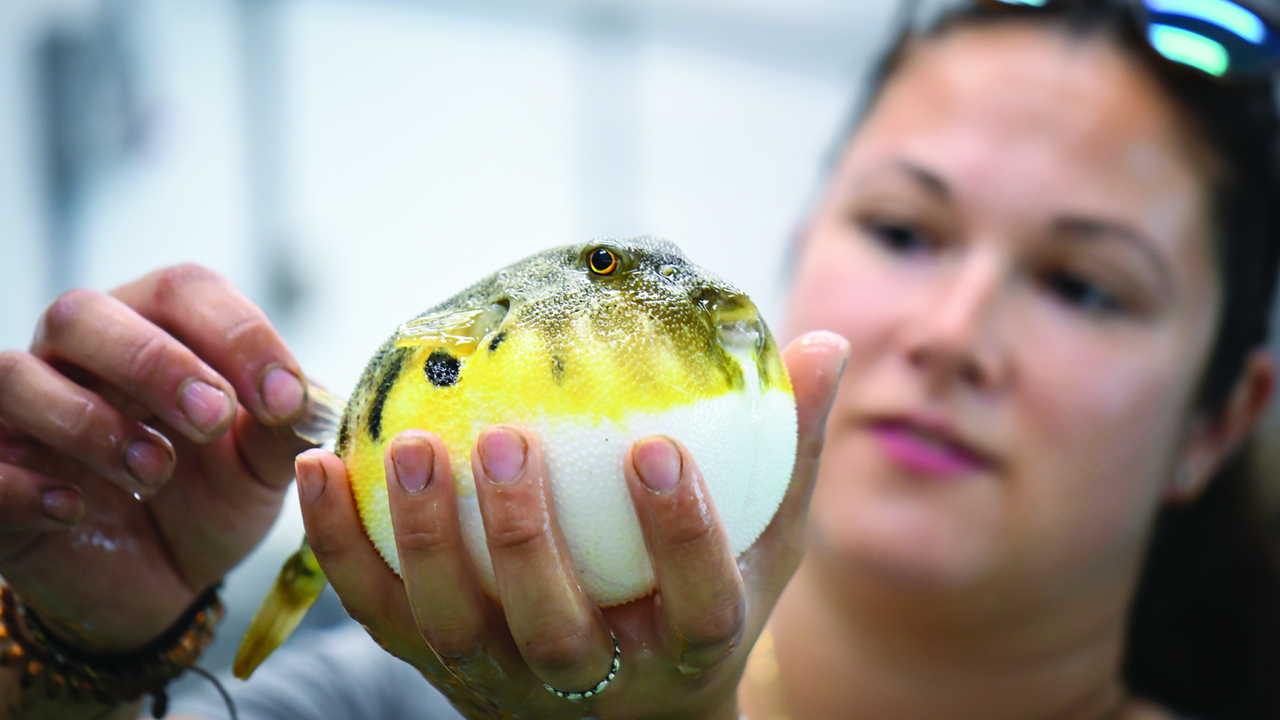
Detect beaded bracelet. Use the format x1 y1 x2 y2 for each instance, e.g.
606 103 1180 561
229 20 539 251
0 583 223 717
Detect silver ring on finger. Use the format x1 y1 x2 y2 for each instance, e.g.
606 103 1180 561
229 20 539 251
543 630 620 701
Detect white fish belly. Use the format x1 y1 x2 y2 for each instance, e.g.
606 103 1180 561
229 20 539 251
450 387 798 606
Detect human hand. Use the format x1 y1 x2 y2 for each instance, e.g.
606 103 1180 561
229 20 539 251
298 331 847 719
0 265 313 653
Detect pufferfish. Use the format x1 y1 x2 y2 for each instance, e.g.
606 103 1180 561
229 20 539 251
234 236 797 679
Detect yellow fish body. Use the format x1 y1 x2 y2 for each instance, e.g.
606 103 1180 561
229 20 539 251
235 237 797 678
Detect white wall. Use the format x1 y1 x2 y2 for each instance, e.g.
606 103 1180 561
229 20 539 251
0 1 58 352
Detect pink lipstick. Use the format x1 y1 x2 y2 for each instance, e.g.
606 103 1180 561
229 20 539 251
870 420 992 478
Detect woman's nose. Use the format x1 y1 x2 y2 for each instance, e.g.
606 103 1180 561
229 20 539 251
902 250 1009 392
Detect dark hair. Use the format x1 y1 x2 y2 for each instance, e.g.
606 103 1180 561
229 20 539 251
857 3 1280 718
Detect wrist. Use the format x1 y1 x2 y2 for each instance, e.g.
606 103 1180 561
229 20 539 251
0 583 222 715
0 663 143 720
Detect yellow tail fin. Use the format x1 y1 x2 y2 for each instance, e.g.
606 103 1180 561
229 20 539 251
233 538 328 679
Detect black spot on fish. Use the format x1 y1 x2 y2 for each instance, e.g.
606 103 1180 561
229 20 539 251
425 350 461 387
488 332 506 352
368 350 406 442
551 356 565 383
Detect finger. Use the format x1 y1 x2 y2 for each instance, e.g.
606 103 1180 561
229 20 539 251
745 331 849 597
234 408 319 491
147 408 300 588
295 449 425 660
384 431 488 659
110 265 307 427
0 463 84 532
30 289 240 443
0 432 83 487
0 351 175 494
472 426 614 694
624 436 744 675
0 425 33 466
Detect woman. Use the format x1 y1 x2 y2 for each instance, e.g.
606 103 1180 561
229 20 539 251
754 2 1280 718
1 0 1278 718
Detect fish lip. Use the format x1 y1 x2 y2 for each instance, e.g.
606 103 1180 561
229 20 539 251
700 289 764 352
716 318 764 351
863 411 1002 472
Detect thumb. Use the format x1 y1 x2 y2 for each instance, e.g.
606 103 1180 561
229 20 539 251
741 330 847 601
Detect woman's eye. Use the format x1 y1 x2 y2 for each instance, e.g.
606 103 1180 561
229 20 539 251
1043 271 1123 315
865 220 935 255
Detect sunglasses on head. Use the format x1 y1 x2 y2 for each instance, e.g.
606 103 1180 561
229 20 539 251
971 0 1280 80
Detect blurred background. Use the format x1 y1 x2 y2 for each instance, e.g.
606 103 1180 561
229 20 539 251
0 0 895 687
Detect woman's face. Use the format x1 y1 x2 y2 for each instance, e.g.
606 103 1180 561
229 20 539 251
784 23 1221 608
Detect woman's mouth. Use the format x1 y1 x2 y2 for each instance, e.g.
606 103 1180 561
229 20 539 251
869 418 995 478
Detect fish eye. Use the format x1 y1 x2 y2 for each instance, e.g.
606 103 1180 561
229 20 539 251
588 248 620 276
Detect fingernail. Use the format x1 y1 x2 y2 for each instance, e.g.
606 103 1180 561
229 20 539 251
634 437 682 494
125 436 173 488
478 428 526 485
41 488 84 525
297 455 326 504
179 380 234 435
392 434 433 494
261 366 306 422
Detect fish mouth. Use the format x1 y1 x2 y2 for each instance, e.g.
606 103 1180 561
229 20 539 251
698 289 764 353
716 318 764 352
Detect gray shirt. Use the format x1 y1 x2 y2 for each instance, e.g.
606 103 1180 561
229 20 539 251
169 623 465 720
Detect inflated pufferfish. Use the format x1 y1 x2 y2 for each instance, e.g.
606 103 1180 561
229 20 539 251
234 236 797 678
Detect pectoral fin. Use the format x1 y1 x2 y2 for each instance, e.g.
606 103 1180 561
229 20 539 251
393 302 509 357
233 538 328 679
290 380 347 446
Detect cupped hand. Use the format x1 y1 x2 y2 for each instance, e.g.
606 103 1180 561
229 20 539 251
298 331 847 719
0 265 313 653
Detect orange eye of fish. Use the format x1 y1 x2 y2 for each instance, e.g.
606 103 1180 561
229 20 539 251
588 248 619 276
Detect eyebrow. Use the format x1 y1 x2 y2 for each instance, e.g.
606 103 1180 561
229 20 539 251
1052 217 1175 293
870 161 1176 292
895 161 952 203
